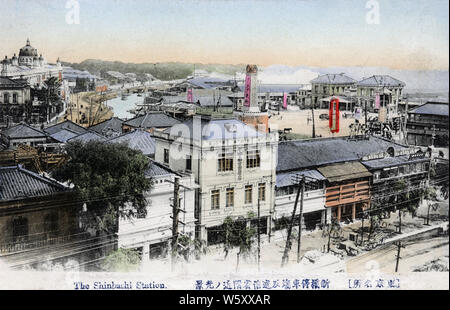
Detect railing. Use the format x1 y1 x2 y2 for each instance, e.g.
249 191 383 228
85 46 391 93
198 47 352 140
325 181 370 207
0 233 90 256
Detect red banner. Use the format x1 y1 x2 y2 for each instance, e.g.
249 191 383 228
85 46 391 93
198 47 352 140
187 88 193 103
329 97 340 133
282 93 287 109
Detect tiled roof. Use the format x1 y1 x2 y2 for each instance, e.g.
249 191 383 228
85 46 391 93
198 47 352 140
107 130 156 156
317 162 372 183
186 77 232 89
276 169 326 188
67 131 107 143
2 123 47 139
357 75 406 87
162 95 234 107
145 160 176 178
0 77 29 88
0 165 69 201
44 120 88 135
123 113 181 128
362 155 430 170
88 117 125 136
277 136 407 172
409 102 449 117
164 117 264 141
311 74 357 85
49 128 79 143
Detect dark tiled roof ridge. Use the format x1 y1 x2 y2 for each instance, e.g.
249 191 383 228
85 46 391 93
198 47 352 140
0 165 69 191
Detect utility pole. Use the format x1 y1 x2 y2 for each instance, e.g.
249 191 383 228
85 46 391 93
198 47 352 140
171 177 180 271
281 178 302 267
364 100 368 125
311 102 316 138
394 241 404 272
257 196 261 272
296 176 305 263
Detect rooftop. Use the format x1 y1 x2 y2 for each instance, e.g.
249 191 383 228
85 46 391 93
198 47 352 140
311 73 357 85
106 129 156 156
67 131 108 143
123 112 181 129
49 128 80 143
358 75 406 87
2 123 47 139
0 165 69 202
44 120 88 135
277 136 407 172
409 101 449 117
164 117 264 141
88 117 125 136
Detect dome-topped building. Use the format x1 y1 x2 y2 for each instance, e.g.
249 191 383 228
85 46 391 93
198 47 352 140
18 39 40 66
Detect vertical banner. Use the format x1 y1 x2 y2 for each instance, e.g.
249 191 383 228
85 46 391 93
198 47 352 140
244 74 251 107
282 93 287 109
187 88 193 103
329 97 340 133
375 93 380 109
354 107 361 119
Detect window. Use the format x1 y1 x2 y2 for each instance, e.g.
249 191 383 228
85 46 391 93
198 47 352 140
218 151 233 172
258 183 266 202
211 190 220 210
246 150 260 168
226 188 234 207
164 149 169 164
186 155 192 171
245 185 253 204
12 216 28 242
12 93 18 104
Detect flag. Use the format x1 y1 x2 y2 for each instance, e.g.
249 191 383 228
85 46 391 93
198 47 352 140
282 93 287 109
375 93 380 109
187 88 193 103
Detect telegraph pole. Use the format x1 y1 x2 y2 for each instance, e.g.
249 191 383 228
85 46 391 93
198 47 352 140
171 177 180 271
296 176 305 263
257 196 261 272
394 241 404 272
311 102 316 138
281 179 302 267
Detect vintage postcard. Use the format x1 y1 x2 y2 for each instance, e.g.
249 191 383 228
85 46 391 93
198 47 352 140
0 0 448 297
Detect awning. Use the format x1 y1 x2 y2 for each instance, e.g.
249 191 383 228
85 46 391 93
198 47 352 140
319 96 350 103
317 161 372 183
276 169 326 188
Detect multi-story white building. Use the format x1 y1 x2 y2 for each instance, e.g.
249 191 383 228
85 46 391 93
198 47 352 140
118 160 197 261
1 39 63 87
153 116 278 245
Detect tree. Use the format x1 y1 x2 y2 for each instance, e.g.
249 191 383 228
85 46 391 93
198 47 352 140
52 140 152 235
177 233 208 262
222 213 257 271
323 218 342 253
101 248 141 272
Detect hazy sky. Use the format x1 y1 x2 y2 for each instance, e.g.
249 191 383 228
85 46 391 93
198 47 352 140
0 0 448 70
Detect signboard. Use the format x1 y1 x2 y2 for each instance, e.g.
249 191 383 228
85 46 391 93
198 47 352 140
282 93 287 109
329 97 340 133
379 106 387 123
243 74 252 107
187 88 193 103
96 85 108 92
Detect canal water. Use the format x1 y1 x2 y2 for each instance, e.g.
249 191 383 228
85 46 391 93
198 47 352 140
105 93 144 120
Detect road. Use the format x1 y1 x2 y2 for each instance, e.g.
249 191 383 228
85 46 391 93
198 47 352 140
346 235 449 274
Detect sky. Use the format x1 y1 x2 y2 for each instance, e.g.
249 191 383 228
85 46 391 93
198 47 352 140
0 0 448 70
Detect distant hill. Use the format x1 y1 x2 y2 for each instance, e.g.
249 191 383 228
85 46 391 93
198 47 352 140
62 59 245 81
